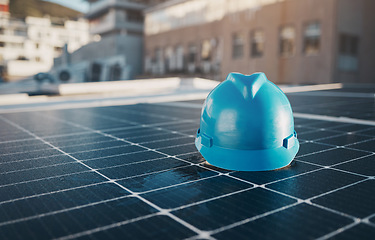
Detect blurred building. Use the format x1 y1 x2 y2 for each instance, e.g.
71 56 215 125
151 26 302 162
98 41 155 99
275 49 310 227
0 0 90 82
144 0 375 84
54 0 168 82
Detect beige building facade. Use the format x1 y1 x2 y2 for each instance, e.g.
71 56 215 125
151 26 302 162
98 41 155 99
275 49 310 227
144 0 375 84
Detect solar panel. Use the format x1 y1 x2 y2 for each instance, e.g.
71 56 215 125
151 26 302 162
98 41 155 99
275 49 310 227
0 87 374 240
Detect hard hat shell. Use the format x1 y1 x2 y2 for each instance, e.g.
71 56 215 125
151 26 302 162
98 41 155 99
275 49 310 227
195 72 299 171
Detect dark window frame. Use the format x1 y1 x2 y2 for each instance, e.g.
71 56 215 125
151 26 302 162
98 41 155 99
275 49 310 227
250 28 265 58
302 21 321 56
279 25 296 58
232 32 245 59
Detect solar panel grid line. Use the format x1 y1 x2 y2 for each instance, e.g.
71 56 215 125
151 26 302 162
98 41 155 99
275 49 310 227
36 108 375 226
197 156 369 234
141 136 196 147
106 107 184 121
293 145 338 158
85 110 184 127
349 127 375 136
0 170 94 189
67 144 136 155
299 130 363 142
71 149 152 163
0 130 90 144
295 148 374 167
298 141 373 158
297 127 349 135
204 202 301 236
0 153 82 166
68 142 194 162
363 213 375 225
0 157 201 206
0 145 55 157
131 173 220 195
269 178 368 215
321 167 373 181
0 98 375 239
0 194 131 227
104 102 374 138
183 179 366 238
0 148 192 176
128 167 359 235
0 160 83 175
341 136 375 147
58 139 125 152
308 201 361 222
299 131 375 143
167 185 256 212
266 167 365 195
55 212 161 240
94 157 191 178
309 140 375 155
108 129 192 140
0 116 207 238
0 140 47 151
112 104 200 116
44 121 197 152
316 221 362 240
115 159 199 179
294 112 375 125
291 97 363 109
0 181 111 205
252 167 324 188
295 153 374 176
42 106 374 162
294 160 371 179
0 164 222 237
84 111 197 138
161 98 375 123
0 164 91 187
21 112 328 238
314 123 374 132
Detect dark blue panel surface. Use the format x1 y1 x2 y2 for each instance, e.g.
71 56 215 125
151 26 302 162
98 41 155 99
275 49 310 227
0 89 374 239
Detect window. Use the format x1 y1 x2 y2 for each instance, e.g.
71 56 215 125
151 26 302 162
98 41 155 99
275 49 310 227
188 44 197 63
14 29 26 37
303 22 321 55
339 34 359 56
338 33 359 71
280 26 295 57
175 45 184 71
154 47 164 74
0 42 4 47
35 57 41 62
201 40 212 61
250 29 264 57
54 46 63 54
17 56 28 61
232 33 244 59
127 10 143 23
35 43 39 49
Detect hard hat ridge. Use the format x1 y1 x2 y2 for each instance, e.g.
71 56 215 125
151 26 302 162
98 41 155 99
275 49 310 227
227 72 267 99
195 72 300 171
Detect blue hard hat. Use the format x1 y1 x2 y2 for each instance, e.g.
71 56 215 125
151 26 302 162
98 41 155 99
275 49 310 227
195 72 299 171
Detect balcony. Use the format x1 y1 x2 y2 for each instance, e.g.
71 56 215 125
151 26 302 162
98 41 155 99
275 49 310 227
86 0 146 19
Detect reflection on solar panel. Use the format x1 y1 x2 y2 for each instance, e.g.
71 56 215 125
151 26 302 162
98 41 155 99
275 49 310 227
0 89 374 239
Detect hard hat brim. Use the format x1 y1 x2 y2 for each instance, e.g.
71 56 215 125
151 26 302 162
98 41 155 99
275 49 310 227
195 136 299 171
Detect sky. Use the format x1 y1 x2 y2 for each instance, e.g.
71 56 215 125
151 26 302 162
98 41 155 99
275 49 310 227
45 0 90 13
